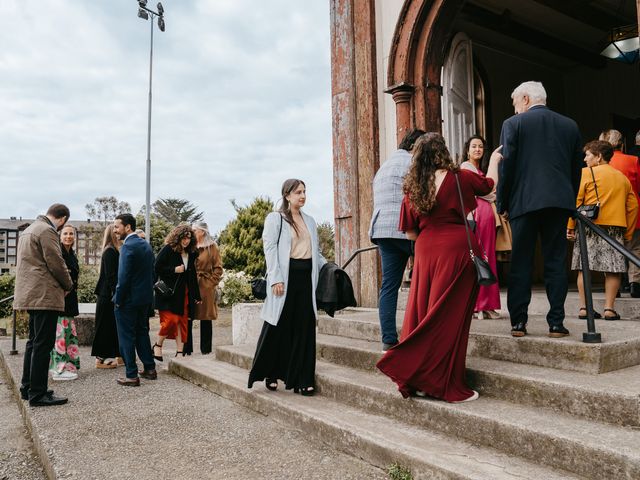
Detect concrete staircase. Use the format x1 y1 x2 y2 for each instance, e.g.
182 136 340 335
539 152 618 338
170 292 640 479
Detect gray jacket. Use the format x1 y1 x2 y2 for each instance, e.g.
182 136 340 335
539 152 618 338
369 149 412 240
260 211 327 326
13 216 73 312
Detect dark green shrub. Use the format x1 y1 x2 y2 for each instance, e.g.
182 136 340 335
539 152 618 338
77 264 100 303
218 197 274 277
0 274 15 319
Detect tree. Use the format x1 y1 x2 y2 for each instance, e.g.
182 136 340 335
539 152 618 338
85 196 132 225
136 215 173 254
317 221 335 263
218 197 274 276
152 198 204 225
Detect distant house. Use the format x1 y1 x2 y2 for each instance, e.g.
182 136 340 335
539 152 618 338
0 218 106 274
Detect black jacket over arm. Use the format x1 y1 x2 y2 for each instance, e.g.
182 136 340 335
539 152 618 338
94 246 119 299
497 105 583 219
154 244 201 317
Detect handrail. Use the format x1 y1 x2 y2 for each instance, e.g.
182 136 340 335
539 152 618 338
0 295 17 355
573 211 640 344
341 245 379 270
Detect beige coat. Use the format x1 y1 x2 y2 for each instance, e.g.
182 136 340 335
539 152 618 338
13 216 73 312
193 243 223 320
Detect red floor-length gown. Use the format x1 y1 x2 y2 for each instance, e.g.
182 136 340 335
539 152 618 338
377 169 494 402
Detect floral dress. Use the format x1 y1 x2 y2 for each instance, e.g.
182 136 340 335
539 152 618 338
50 246 81 374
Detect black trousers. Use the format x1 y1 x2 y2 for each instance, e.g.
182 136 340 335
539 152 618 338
21 310 59 401
184 319 213 355
508 208 570 327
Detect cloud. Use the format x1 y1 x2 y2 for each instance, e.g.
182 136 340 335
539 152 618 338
0 0 333 234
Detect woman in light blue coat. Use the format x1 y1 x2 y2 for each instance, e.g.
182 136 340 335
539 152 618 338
248 179 326 395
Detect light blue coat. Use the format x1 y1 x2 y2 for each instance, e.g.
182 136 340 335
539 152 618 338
260 211 327 326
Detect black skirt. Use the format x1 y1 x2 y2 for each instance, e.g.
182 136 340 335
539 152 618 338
248 259 316 390
91 295 120 358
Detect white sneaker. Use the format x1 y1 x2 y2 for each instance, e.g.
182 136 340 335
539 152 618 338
51 371 78 381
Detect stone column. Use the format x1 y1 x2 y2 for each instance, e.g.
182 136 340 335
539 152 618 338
385 83 415 145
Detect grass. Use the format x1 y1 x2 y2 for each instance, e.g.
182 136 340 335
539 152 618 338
387 463 413 480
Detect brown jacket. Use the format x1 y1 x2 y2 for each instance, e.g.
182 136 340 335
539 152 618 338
13 216 73 312
193 243 223 320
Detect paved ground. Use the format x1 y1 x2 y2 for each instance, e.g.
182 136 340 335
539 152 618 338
0 322 387 480
0 366 46 480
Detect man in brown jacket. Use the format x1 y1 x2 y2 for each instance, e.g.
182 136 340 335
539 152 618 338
14 204 73 407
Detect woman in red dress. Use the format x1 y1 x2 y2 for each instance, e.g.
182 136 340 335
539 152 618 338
377 133 501 402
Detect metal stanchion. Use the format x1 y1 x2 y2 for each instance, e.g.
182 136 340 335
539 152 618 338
10 310 18 354
577 220 601 343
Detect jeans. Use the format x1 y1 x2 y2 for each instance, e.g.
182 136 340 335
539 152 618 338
376 238 413 345
115 304 156 379
21 310 59 401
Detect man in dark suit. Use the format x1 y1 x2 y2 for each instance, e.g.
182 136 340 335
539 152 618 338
497 81 583 338
112 213 157 386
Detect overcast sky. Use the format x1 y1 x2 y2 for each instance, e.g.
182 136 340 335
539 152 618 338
0 1 334 235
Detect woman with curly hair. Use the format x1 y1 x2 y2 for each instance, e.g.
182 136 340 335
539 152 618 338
377 132 501 402
152 224 201 359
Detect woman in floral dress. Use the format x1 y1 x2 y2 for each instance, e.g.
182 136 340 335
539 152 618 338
49 224 81 381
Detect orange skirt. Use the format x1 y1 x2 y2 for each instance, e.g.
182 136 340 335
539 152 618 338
158 289 188 341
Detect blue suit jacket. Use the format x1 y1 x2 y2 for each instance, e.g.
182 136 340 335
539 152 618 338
113 234 155 308
497 105 583 219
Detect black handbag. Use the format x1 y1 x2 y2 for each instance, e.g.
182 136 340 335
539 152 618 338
251 214 283 300
454 173 497 286
577 167 600 220
154 276 179 299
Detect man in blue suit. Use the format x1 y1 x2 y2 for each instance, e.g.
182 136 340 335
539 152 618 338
113 213 157 386
497 81 583 339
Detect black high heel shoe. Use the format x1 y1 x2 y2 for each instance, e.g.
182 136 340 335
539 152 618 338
175 351 183 357
294 386 315 396
265 378 278 391
153 343 163 362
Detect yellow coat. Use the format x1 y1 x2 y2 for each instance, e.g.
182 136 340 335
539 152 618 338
567 164 638 240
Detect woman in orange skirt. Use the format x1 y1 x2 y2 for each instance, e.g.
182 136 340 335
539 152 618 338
152 225 201 359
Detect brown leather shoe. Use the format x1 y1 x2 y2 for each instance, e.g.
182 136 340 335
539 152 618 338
138 369 157 380
116 377 140 387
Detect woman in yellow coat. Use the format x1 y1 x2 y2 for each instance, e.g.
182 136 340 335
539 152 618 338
567 140 638 320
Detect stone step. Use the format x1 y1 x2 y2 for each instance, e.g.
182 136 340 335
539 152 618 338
319 310 640 373
397 289 640 320
208 344 640 479
218 342 640 427
169 356 580 480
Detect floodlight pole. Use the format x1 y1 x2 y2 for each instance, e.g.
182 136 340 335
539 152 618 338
145 15 153 243
137 2 164 243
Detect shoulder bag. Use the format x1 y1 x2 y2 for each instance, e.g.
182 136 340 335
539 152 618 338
454 173 497 286
577 167 600 220
251 214 283 300
154 275 179 299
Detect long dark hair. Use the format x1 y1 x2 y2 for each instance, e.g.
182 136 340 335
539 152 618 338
462 134 488 173
403 132 458 214
278 178 306 235
164 224 196 253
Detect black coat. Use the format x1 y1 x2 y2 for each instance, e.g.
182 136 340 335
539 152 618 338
316 262 357 317
94 246 119 299
497 105 583 219
61 245 79 317
154 245 201 317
